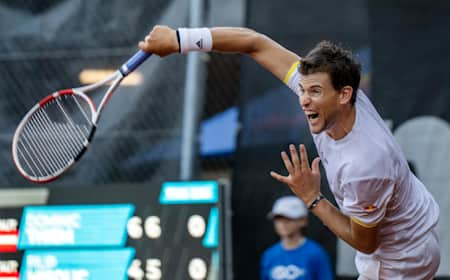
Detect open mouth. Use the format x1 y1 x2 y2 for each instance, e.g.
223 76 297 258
306 112 319 121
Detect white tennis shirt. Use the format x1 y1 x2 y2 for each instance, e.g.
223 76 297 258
284 63 440 279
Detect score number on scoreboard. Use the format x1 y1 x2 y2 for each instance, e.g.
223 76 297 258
126 181 223 280
0 180 227 280
127 214 212 279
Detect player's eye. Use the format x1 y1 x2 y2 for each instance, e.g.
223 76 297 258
310 89 322 97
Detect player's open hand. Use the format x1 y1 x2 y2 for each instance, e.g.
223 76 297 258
138 25 179 57
270 144 321 206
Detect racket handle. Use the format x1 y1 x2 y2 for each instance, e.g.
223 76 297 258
120 50 152 76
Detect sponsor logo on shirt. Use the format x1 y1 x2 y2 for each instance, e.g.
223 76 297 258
364 204 377 213
271 265 305 280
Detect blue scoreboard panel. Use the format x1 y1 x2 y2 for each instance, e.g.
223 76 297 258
0 181 230 280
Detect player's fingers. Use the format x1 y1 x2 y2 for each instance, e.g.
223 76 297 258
299 144 310 171
311 157 321 174
138 41 147 50
270 171 289 184
281 151 294 174
289 144 301 169
138 34 152 48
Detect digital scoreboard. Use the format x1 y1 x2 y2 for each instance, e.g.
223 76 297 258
0 181 231 280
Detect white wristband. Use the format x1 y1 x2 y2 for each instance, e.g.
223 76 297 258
177 28 213 54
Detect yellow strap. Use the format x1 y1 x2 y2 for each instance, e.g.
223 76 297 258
283 61 300 84
351 216 378 228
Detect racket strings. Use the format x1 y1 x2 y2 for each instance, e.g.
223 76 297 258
35 111 77 161
29 111 77 171
16 94 94 178
21 117 55 176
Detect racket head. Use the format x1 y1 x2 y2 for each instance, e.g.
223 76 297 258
12 89 97 183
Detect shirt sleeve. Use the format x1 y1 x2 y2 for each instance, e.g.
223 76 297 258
283 61 301 96
342 178 395 227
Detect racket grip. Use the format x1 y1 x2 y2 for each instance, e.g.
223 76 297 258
120 50 152 76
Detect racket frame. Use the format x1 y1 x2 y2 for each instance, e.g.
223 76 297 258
12 50 151 183
12 90 96 183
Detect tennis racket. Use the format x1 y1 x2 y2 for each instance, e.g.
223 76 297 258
11 50 151 183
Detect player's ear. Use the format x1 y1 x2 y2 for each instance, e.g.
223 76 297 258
339 86 353 105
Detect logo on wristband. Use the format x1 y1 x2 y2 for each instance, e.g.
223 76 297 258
196 39 203 49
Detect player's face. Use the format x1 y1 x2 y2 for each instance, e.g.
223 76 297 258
273 216 306 238
299 72 342 134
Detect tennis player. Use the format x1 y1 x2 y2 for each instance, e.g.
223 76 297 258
139 25 441 279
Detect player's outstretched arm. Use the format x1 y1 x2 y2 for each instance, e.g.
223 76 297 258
209 27 300 81
138 25 300 82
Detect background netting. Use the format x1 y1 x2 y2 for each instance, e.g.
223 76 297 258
0 0 239 186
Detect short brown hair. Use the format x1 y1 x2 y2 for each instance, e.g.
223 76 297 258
299 41 361 105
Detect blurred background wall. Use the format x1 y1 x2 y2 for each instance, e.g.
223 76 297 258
0 0 449 279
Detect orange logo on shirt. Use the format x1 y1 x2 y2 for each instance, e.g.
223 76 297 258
364 205 377 213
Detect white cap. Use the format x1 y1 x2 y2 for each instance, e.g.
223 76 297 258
268 196 308 219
